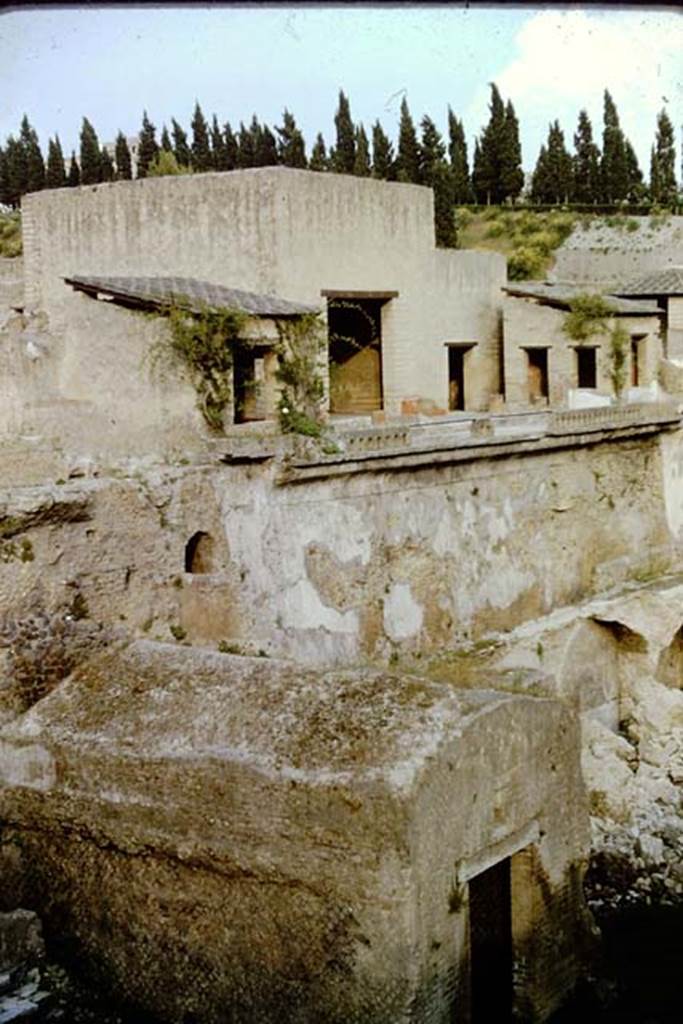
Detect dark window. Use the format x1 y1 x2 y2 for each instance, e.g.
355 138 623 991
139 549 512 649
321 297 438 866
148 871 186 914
185 531 214 574
576 347 597 388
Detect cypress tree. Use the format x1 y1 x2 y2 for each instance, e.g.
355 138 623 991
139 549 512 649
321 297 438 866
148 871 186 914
256 123 278 166
79 117 102 185
114 132 132 180
531 121 572 203
237 121 255 168
309 133 328 172
19 116 45 193
419 115 455 247
396 97 420 184
160 125 173 152
371 121 395 180
3 136 26 206
500 100 524 203
624 140 644 202
0 147 8 207
651 108 677 205
45 135 67 190
223 122 238 170
601 90 629 203
353 124 371 177
276 109 307 168
447 108 471 203
571 109 601 203
333 90 355 174
190 102 211 172
472 83 507 203
100 147 115 182
67 151 80 188
171 118 191 169
210 114 228 169
136 110 158 178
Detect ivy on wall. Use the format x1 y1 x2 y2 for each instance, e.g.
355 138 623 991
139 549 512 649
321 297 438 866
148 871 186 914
562 292 629 400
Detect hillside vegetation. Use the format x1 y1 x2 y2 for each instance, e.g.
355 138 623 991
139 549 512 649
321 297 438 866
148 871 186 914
0 211 21 258
455 207 579 280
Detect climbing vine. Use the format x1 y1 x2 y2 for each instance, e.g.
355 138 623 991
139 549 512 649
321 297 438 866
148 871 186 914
275 312 327 437
562 292 630 400
149 303 247 431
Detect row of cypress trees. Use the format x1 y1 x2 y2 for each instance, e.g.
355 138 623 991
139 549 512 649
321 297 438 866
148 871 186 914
0 88 520 247
531 92 678 207
1 88 679 243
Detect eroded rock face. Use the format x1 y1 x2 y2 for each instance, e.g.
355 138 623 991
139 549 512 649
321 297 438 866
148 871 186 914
0 642 591 1024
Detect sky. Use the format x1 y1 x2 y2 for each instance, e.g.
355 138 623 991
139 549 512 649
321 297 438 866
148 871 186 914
1 3 681 174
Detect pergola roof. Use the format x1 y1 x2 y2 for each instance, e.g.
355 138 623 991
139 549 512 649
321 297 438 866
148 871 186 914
64 274 319 317
613 266 683 298
503 281 661 316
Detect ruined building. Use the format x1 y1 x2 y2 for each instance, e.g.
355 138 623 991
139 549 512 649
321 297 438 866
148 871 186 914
1 169 682 1023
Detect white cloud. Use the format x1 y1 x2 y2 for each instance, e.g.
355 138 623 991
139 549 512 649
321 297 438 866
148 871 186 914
486 9 683 169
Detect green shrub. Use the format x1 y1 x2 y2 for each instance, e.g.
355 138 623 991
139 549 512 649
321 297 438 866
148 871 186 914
507 245 546 280
147 150 192 177
149 303 246 431
485 222 506 239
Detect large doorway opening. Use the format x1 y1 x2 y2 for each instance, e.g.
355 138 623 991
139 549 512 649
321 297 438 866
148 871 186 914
524 348 549 403
468 857 513 1022
327 297 384 414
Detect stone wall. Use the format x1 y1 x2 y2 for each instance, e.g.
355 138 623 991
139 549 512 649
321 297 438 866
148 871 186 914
503 295 661 409
0 642 590 1024
19 169 506 441
2 424 682 672
553 216 683 288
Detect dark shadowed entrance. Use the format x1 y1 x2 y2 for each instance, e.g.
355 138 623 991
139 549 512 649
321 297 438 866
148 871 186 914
469 857 513 1022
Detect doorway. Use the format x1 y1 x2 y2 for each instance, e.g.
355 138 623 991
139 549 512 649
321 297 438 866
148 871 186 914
631 335 646 387
327 298 383 414
233 348 267 423
468 857 513 1022
576 346 597 389
524 348 549 403
448 345 475 411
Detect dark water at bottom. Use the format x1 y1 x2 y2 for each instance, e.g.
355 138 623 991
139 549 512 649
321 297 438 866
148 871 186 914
550 903 683 1024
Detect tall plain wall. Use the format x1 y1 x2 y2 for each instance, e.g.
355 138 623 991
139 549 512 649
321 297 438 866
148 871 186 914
20 169 506 427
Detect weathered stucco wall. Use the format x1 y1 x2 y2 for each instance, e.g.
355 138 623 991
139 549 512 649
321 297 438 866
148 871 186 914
2 427 682 672
503 296 661 409
19 169 506 434
0 642 590 1024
